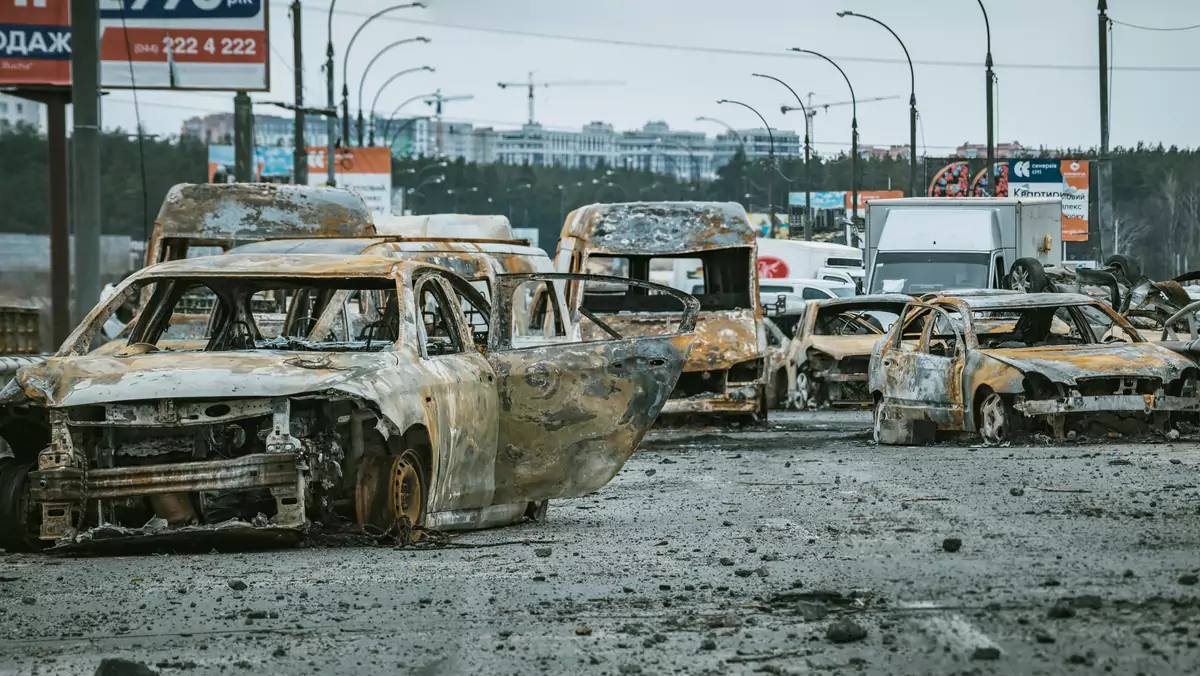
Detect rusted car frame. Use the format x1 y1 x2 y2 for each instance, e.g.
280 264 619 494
870 293 1200 445
785 295 909 409
554 202 767 418
0 255 696 551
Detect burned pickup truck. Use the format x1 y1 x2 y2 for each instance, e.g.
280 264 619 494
0 254 695 550
554 202 768 418
869 293 1199 445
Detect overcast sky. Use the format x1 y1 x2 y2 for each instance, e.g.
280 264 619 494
98 0 1200 154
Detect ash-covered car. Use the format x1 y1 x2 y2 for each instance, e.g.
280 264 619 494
869 293 1200 445
0 254 695 551
785 295 909 409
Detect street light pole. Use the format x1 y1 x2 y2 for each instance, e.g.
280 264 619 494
324 0 338 185
753 73 812 240
718 99 777 237
836 11 917 198
378 92 436 146
340 3 427 145
977 0 996 195
790 48 858 233
355 37 430 147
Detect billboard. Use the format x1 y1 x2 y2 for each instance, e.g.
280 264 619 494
789 191 846 210
1008 160 1090 242
848 190 904 219
208 146 393 218
99 0 269 90
0 0 72 86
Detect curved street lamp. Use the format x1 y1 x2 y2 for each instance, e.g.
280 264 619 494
977 0 996 195
837 11 918 198
378 92 437 146
324 0 341 184
718 98 782 236
695 115 746 155
789 48 859 227
753 72 813 240
340 2 427 145
367 66 435 143
356 37 430 147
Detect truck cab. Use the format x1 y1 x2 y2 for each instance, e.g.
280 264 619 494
865 197 1062 296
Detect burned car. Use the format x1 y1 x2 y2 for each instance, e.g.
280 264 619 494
786 295 908 409
869 293 1200 445
0 254 696 550
555 202 768 418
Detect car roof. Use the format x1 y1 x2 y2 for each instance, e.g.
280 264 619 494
934 292 1100 310
817 293 911 308
760 278 853 289
136 253 412 279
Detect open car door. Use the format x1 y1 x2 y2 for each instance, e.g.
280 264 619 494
485 273 698 504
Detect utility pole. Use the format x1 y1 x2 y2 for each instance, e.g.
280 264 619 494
233 92 254 182
977 0 996 196
1096 0 1112 262
70 0 101 325
292 1 308 184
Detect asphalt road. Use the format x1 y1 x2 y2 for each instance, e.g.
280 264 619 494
1 410 1199 675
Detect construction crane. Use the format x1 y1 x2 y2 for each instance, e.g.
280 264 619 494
783 94 901 150
423 90 475 156
497 72 623 125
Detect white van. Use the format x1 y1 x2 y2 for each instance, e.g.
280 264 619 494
757 239 865 289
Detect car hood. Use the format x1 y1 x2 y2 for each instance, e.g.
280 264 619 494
981 344 1192 386
10 351 396 408
585 309 759 372
807 335 885 360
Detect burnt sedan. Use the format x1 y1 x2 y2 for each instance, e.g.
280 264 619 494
0 254 695 551
869 293 1200 445
785 295 909 409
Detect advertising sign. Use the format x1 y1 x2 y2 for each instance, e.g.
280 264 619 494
307 147 392 218
99 0 269 90
757 256 789 279
847 190 904 219
1008 160 1090 242
209 145 393 218
789 191 846 210
0 0 72 86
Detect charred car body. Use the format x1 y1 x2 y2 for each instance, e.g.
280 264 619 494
786 295 909 409
555 202 768 417
0 254 696 550
869 293 1200 445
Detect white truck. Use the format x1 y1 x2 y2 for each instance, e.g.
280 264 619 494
756 238 865 288
865 197 1066 296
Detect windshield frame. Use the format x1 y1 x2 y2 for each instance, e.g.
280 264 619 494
870 251 992 295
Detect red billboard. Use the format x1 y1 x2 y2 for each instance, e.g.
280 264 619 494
0 0 72 86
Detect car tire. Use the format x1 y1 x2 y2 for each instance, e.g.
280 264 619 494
1009 258 1049 293
977 391 1012 445
793 371 811 410
1104 254 1141 286
0 458 38 552
356 448 428 537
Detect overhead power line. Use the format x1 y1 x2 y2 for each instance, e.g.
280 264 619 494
1110 18 1200 32
284 0 1200 73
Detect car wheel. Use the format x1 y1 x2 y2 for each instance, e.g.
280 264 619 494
388 449 427 531
1104 254 1141 286
872 401 883 444
978 392 1011 445
1009 258 1049 293
0 458 39 551
793 371 810 410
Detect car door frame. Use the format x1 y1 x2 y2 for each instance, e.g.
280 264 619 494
483 272 699 503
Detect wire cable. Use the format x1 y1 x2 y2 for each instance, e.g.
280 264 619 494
285 1 1200 73
1110 17 1200 32
118 5 151 245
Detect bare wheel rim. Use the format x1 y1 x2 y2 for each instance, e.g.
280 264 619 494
979 394 1008 444
872 403 882 443
794 372 810 410
389 452 424 528
1011 267 1030 292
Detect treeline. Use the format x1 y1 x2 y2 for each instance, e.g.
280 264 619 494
2 124 1198 277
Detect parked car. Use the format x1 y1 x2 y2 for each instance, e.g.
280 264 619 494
555 202 768 418
869 292 1200 445
0 254 696 551
786 295 909 409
